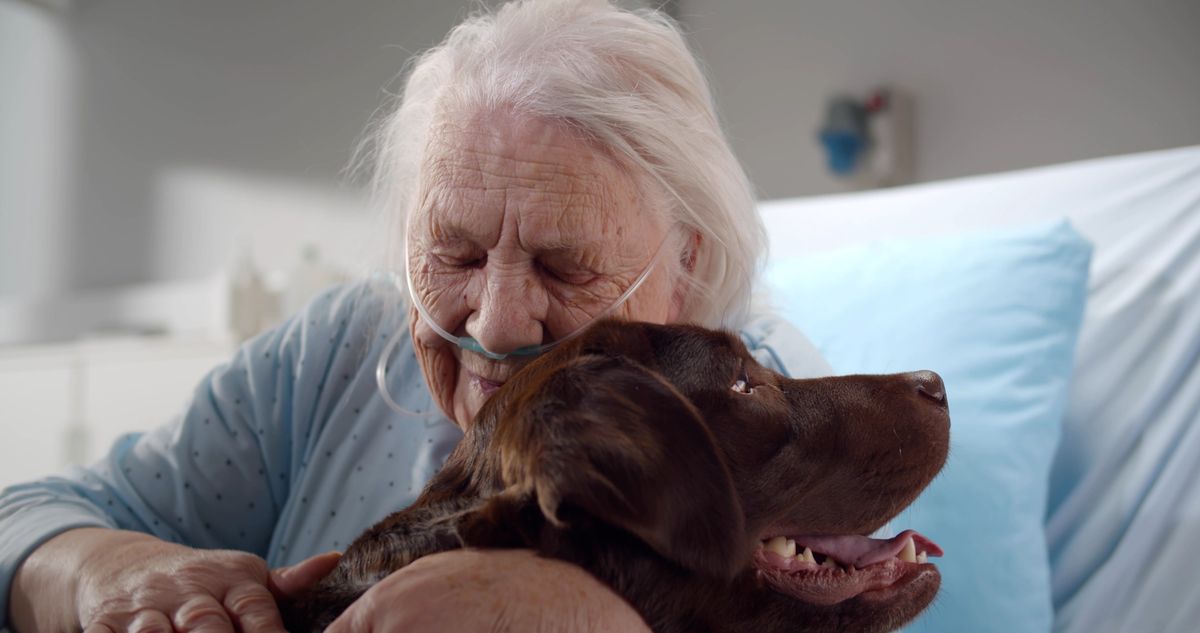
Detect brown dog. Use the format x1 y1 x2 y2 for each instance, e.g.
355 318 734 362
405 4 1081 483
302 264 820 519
281 320 950 632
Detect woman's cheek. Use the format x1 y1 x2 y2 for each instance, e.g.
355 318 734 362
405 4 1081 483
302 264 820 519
619 267 678 325
454 364 484 426
411 259 476 325
409 307 461 424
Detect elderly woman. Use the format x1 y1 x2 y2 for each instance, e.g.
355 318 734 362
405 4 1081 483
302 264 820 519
2 1 828 631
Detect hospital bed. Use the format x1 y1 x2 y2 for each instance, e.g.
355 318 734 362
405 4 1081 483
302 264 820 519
759 145 1200 633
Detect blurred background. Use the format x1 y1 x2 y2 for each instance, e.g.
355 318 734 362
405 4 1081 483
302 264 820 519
2 0 1198 486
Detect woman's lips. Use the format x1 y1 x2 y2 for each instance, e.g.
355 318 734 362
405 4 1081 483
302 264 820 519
461 353 526 399
469 372 505 396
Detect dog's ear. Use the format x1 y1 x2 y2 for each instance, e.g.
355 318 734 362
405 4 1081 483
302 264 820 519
494 355 747 580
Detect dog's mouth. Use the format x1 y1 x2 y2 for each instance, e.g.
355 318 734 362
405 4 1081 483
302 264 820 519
751 529 942 606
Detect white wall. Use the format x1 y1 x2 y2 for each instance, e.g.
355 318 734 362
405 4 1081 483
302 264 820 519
680 0 1200 198
0 1 76 299
4 0 1199 310
2 0 474 303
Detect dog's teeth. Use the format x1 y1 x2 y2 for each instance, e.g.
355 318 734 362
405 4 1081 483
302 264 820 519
899 536 917 563
916 551 928 564
799 547 817 564
820 557 839 569
766 536 795 558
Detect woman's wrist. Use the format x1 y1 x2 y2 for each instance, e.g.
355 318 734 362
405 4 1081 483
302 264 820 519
9 527 162 632
12 527 105 632
498 551 651 632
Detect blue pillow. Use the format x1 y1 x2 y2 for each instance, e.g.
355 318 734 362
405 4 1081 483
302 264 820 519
764 220 1091 633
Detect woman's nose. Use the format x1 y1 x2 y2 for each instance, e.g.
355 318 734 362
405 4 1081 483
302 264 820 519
465 266 548 355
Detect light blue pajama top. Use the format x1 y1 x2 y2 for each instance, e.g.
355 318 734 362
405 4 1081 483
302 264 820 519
0 279 831 629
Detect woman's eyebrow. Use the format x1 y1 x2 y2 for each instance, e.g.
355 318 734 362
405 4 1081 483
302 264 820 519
430 216 608 255
425 212 493 244
524 239 607 256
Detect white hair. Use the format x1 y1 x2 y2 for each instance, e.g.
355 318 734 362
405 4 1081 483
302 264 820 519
362 0 765 328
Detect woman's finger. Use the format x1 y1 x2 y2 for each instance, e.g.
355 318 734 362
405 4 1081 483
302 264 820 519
82 622 117 633
323 607 360 633
128 608 175 633
224 583 287 633
173 595 236 633
268 550 342 598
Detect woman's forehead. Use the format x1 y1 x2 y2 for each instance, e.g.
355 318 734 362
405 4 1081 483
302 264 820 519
416 113 657 247
424 111 625 193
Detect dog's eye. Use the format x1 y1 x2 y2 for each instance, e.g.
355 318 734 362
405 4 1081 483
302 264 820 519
731 370 755 395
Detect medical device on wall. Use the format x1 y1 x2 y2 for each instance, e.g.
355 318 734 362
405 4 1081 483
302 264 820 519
818 88 915 188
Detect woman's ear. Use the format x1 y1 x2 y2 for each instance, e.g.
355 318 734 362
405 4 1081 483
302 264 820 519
494 354 747 580
680 229 702 275
670 230 702 321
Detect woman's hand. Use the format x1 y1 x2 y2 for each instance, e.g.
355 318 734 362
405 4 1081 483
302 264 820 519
9 527 340 633
326 548 651 633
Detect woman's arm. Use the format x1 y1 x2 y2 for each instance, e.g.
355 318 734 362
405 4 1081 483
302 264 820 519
327 549 651 633
1 283 375 630
10 528 271 632
10 528 341 632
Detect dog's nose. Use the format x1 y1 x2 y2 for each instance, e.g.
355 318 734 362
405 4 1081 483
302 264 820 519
909 371 947 408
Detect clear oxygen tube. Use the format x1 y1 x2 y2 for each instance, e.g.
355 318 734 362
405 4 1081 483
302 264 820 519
375 225 678 418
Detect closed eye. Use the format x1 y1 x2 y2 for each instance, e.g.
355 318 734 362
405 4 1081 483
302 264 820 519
440 255 486 269
537 260 598 286
429 242 487 269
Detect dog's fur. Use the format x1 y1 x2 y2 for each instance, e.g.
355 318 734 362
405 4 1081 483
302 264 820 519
280 320 950 632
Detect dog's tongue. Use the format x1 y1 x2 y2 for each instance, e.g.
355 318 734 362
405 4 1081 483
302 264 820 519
793 529 943 568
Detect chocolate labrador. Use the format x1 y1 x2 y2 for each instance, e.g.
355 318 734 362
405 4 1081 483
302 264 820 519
281 320 950 632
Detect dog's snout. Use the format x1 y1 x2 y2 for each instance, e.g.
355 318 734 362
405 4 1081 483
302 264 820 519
909 371 947 408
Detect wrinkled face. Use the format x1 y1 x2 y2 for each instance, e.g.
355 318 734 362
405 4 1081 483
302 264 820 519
407 110 683 427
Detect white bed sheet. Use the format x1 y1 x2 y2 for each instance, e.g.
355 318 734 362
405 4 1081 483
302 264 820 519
759 145 1200 633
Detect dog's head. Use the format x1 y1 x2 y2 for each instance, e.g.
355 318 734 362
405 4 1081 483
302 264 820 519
469 319 950 632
